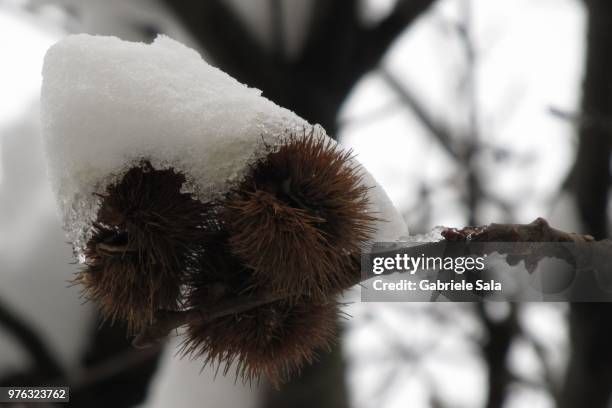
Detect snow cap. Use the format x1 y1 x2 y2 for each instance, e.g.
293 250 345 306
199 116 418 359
41 34 407 258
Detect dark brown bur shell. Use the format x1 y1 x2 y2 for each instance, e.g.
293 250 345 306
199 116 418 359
183 235 339 387
183 299 339 387
76 161 210 332
224 133 377 299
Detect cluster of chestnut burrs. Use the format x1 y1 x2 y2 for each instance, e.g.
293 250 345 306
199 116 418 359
75 132 377 385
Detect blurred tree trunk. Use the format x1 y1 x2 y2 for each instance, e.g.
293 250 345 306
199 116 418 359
162 0 436 135
573 0 612 240
160 1 437 407
563 1 612 407
477 304 516 408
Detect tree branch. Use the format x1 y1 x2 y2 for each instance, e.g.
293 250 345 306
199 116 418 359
380 67 458 159
441 217 594 243
476 302 517 408
161 0 283 89
359 0 438 62
0 296 65 379
163 0 438 134
132 218 599 349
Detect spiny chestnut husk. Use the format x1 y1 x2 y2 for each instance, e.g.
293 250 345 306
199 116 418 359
224 132 377 299
75 162 210 332
184 300 339 387
182 236 339 387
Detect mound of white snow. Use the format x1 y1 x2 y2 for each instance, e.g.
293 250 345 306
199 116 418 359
41 34 407 258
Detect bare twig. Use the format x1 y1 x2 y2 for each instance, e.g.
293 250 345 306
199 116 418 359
380 67 459 159
549 106 612 131
457 0 480 225
476 302 517 408
521 330 560 401
132 218 599 350
441 217 594 243
67 345 162 391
